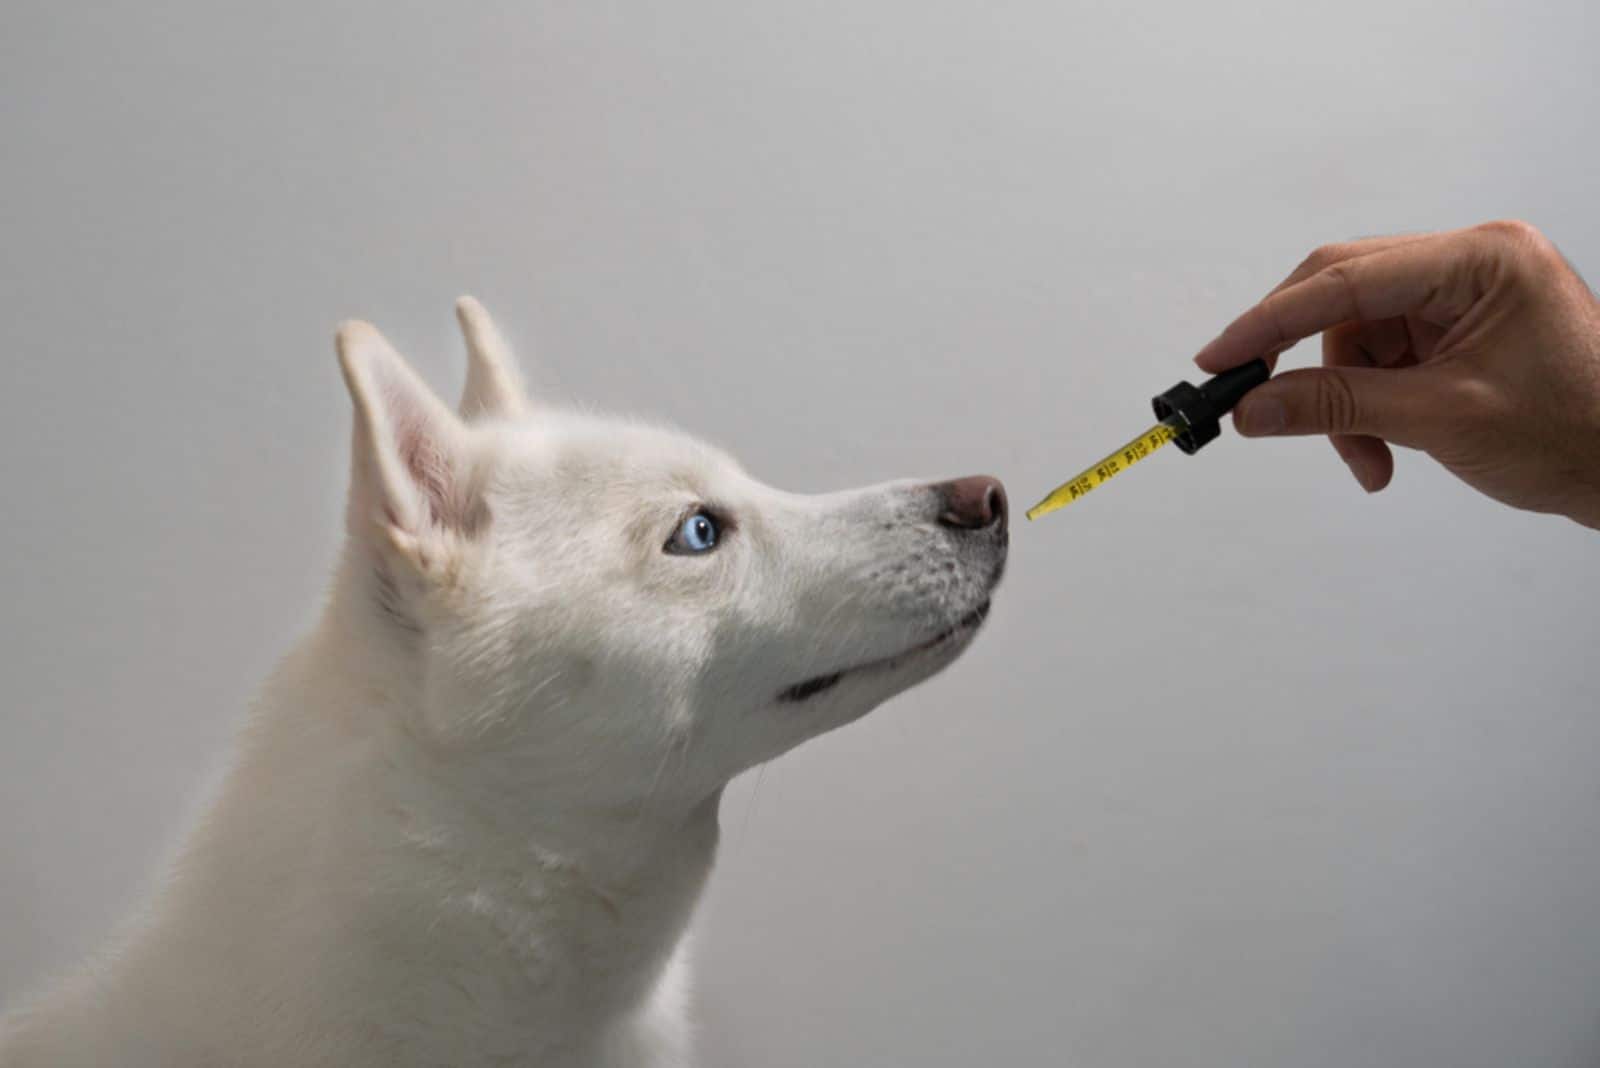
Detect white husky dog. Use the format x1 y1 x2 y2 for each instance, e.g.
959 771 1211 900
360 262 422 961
0 299 1007 1067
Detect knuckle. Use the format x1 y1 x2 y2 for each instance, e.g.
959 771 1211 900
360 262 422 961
1318 261 1364 319
1250 295 1291 347
1447 376 1509 426
1298 243 1343 275
1475 218 1553 259
1313 372 1362 433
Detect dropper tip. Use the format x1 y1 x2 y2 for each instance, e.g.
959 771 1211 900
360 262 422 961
1024 496 1064 521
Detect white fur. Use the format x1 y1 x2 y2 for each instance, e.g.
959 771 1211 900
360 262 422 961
0 299 1006 1067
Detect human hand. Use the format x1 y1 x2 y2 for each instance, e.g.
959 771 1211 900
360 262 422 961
1194 221 1600 529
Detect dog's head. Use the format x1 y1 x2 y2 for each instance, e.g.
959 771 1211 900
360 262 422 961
336 300 1005 812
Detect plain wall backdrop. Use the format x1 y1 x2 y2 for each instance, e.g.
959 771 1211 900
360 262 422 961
3 3 1598 1065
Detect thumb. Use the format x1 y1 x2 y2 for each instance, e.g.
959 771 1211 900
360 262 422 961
1231 366 1439 448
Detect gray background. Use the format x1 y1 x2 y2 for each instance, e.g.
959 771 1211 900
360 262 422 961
3 2 1598 1065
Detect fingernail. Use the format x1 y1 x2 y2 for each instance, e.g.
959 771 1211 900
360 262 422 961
1236 396 1287 436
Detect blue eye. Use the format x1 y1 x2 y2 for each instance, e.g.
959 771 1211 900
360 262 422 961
666 510 720 555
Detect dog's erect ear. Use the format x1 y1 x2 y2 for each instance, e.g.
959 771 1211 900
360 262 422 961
337 321 482 574
454 296 529 422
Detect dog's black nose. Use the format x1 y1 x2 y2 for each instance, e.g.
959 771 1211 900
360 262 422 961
935 475 1008 531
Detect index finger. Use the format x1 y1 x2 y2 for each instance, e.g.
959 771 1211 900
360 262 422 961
1264 232 1433 299
1194 230 1487 373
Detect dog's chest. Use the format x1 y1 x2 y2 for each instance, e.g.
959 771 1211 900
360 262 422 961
364 822 717 1063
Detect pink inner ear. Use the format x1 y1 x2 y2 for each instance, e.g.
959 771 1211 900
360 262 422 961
401 416 453 525
382 380 462 532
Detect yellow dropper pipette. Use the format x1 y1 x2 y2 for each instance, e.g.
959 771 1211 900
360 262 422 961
1026 358 1272 521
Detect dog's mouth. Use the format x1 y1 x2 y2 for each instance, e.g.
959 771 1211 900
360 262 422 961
776 599 992 703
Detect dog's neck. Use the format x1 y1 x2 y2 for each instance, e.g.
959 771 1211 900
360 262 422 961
324 559 724 883
148 591 721 1063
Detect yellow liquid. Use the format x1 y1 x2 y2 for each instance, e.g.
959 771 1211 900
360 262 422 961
1025 422 1179 520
